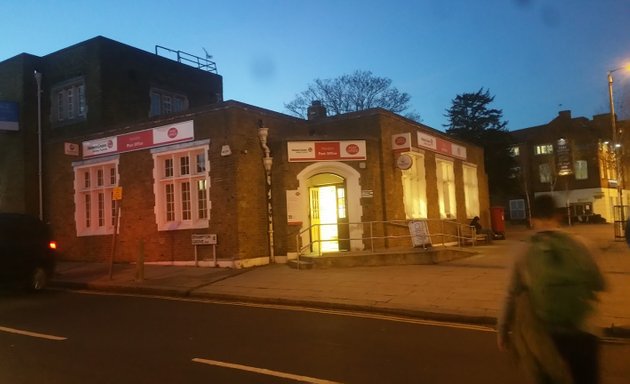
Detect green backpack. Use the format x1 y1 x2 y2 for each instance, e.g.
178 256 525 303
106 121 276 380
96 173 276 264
524 231 604 328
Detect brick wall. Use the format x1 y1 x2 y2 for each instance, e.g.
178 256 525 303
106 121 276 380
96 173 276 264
44 102 489 263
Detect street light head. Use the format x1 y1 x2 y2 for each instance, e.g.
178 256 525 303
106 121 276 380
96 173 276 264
609 64 630 75
34 71 42 85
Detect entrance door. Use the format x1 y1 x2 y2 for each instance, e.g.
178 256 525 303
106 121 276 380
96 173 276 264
308 179 349 253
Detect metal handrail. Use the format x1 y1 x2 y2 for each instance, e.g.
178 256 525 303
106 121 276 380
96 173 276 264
155 45 218 73
295 219 478 265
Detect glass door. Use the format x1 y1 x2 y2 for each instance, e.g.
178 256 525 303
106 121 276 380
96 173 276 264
309 182 349 253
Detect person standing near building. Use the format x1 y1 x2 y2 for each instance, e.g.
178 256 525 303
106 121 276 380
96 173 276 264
497 194 605 384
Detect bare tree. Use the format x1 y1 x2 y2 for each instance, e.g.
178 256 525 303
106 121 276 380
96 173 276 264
285 70 420 121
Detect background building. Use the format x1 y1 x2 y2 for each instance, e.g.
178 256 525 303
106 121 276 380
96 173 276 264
508 110 629 230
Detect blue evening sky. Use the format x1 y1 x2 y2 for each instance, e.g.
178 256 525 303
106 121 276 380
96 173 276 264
2 0 630 130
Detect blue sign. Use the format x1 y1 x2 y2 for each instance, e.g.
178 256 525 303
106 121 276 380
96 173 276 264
0 101 19 131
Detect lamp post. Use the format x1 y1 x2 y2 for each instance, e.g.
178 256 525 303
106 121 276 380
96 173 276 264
34 71 43 221
607 66 629 236
258 120 275 263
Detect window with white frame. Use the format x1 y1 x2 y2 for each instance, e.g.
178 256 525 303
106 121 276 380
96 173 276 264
509 146 520 156
73 158 119 236
52 77 87 123
539 163 552 183
153 144 210 231
598 142 616 180
574 160 588 180
401 152 427 219
149 88 188 117
509 199 526 220
463 163 480 218
535 144 553 155
436 158 456 219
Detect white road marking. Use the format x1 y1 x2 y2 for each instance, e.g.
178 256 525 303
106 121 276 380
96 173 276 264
67 289 495 332
192 357 342 384
0 325 67 341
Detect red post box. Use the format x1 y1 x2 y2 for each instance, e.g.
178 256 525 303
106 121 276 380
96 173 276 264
490 206 506 239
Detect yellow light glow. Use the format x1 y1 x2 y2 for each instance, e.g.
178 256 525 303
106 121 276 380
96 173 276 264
318 186 339 252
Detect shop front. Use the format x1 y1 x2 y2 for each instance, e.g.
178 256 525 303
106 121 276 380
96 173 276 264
44 101 489 267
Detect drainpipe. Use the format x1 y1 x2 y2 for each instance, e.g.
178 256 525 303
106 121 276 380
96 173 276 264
258 120 275 263
34 71 43 220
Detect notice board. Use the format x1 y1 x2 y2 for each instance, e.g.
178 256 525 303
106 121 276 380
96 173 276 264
408 220 431 248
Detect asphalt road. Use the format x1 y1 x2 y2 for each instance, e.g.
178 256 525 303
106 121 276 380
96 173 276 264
0 290 628 384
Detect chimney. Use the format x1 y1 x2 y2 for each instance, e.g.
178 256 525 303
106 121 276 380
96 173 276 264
558 110 572 119
307 100 327 120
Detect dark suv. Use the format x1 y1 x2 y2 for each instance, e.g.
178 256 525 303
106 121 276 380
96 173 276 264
0 213 57 290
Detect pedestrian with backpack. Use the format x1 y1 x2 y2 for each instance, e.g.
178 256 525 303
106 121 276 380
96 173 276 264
497 194 605 384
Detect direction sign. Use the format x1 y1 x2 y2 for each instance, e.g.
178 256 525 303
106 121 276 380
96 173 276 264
192 234 217 245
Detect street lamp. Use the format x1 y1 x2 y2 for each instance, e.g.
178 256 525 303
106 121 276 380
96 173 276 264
607 65 630 236
258 120 275 263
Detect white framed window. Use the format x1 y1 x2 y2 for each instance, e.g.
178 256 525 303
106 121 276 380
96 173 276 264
153 142 210 231
52 77 87 123
574 160 588 180
149 88 188 117
539 163 552 183
463 163 480 218
401 152 427 219
535 144 553 155
509 146 520 156
598 142 616 180
436 158 456 219
73 158 119 236
509 199 526 220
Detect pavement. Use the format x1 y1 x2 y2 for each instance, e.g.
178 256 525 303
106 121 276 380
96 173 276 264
51 223 630 338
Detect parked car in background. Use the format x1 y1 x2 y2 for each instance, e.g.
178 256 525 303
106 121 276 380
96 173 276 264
0 213 57 291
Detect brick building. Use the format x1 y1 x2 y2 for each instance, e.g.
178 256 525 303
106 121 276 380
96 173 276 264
508 110 629 229
45 102 489 266
0 36 222 215
1 37 490 266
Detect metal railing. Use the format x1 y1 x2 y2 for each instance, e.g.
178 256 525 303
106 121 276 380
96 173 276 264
295 219 479 260
155 45 218 73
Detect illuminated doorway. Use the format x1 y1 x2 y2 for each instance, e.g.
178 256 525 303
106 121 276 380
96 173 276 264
308 174 349 254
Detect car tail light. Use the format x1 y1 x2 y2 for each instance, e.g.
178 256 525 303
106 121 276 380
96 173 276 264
49 241 58 250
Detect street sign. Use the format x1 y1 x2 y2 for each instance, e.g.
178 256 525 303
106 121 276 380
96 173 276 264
192 234 217 245
408 220 431 248
112 186 123 201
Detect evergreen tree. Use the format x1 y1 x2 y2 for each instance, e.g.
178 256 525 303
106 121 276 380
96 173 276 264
444 88 517 202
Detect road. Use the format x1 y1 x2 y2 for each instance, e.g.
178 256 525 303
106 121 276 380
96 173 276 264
0 290 628 383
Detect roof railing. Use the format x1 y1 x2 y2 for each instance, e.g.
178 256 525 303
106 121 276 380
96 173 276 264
155 45 218 74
